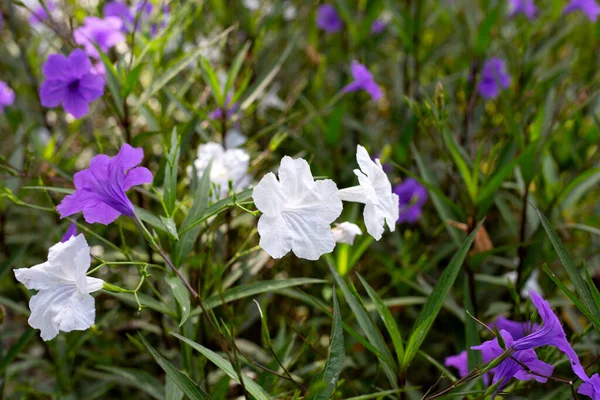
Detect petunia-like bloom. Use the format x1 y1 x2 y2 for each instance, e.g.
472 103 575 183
445 350 469 378
103 1 133 31
13 234 104 341
30 0 56 25
579 374 600 399
393 178 428 224
332 222 362 245
478 58 511 99
0 81 15 112
342 61 382 102
512 291 588 381
338 146 399 241
371 19 386 34
39 49 105 118
60 222 78 243
57 144 152 225
508 0 537 19
563 0 600 21
472 329 554 389
73 17 125 59
252 156 343 260
190 142 251 200
316 4 343 33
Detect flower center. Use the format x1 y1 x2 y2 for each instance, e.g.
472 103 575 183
68 79 80 92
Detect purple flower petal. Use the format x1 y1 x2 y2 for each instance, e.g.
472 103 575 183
316 4 343 33
43 54 70 81
63 91 90 119
40 80 67 107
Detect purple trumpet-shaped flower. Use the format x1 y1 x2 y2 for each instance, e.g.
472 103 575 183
478 58 511 99
512 291 588 381
74 17 125 59
30 1 56 25
60 222 78 242
580 373 600 399
563 0 600 22
393 178 428 224
208 94 239 120
104 1 169 36
316 4 343 33
39 49 105 118
342 61 382 102
508 0 537 20
445 350 469 378
371 19 386 34
493 316 539 340
0 81 15 112
57 144 153 225
472 329 554 389
103 1 133 31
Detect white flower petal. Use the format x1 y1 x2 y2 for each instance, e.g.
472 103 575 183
332 222 363 245
13 234 103 341
338 146 399 240
253 156 343 260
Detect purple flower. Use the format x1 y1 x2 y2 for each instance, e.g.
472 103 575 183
30 1 56 25
0 81 15 112
104 1 169 36
60 223 78 242
39 49 105 118
342 61 382 102
316 4 343 33
445 350 469 378
579 374 600 399
478 58 511 99
103 1 134 32
393 178 428 224
493 316 539 340
57 144 152 225
208 94 239 120
564 0 600 22
73 17 125 59
512 291 588 381
371 19 386 34
472 329 554 389
508 0 537 20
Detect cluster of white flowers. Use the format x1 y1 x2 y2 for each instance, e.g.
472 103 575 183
253 145 399 260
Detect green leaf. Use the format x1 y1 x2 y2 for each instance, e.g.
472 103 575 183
475 2 501 56
443 129 477 202
138 334 212 400
0 328 35 374
166 375 184 400
357 274 404 368
164 128 181 217
200 58 224 105
224 42 251 98
122 63 144 98
190 278 326 316
22 186 74 194
97 49 124 117
134 206 177 238
172 333 271 400
173 162 212 266
308 290 344 400
327 259 398 388
402 221 482 370
558 168 600 212
95 366 165 400
537 210 600 323
166 276 191 327
542 264 600 329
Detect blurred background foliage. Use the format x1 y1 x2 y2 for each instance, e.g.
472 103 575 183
0 0 599 399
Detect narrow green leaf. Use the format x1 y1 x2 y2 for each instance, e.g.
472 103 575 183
537 209 600 321
172 333 271 400
166 375 184 400
138 334 212 400
308 290 344 400
190 278 326 316
174 163 212 266
402 221 482 370
224 42 251 98
327 259 398 388
97 50 124 117
443 129 476 202
166 276 191 327
164 128 181 217
584 263 600 314
200 59 224 105
357 274 404 367
95 366 164 400
0 328 35 374
558 168 600 211
122 63 144 98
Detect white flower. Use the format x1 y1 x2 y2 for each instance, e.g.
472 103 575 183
13 234 104 341
190 142 251 200
258 83 286 116
332 222 363 245
253 156 343 260
224 128 247 149
504 270 543 298
283 2 297 20
242 0 260 10
338 145 399 241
